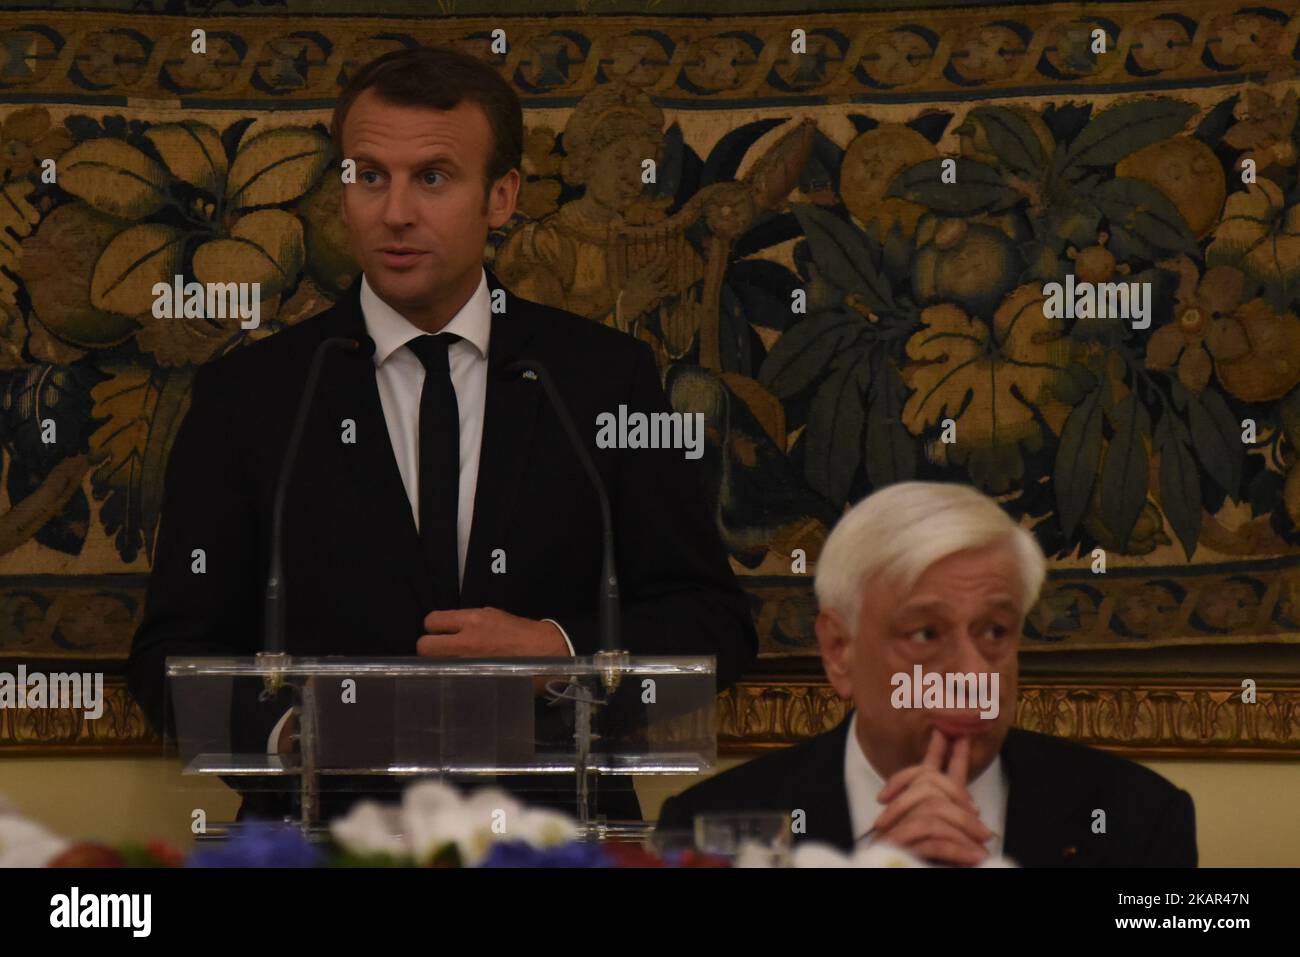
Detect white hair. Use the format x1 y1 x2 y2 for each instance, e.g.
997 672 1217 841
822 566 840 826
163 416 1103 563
813 481 1047 631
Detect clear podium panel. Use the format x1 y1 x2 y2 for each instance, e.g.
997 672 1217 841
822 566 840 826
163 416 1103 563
164 655 717 789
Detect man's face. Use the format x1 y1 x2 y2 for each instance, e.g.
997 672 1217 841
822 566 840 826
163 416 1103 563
339 88 519 325
817 542 1023 780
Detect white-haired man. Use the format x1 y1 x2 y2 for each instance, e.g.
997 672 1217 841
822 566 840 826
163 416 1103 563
659 481 1197 867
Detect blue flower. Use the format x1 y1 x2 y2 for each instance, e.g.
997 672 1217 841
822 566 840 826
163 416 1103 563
477 840 612 868
187 822 322 868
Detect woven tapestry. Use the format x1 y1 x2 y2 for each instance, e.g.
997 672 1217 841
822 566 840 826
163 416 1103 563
1 1 1299 680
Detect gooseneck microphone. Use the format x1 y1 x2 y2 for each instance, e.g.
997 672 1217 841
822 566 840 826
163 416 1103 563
263 335 376 655
502 358 622 654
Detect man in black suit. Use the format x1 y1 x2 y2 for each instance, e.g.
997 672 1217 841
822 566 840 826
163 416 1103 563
128 46 756 820
659 482 1197 867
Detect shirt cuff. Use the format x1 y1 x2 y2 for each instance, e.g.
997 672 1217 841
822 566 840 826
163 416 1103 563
541 618 576 656
266 706 294 755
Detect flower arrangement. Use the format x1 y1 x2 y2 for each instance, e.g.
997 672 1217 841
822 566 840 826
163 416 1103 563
1 786 1016 868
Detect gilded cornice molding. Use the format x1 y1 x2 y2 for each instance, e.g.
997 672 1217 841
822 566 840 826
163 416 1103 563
3 676 1298 757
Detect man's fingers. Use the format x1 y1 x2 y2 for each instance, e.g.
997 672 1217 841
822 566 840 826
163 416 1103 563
423 608 495 632
874 781 986 838
879 764 977 807
886 817 989 865
421 609 466 633
416 633 476 657
874 781 942 833
910 837 988 867
879 729 950 802
922 727 947 770
889 797 992 845
946 734 971 785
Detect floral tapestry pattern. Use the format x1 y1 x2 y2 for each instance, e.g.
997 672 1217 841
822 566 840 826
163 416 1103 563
1 3 1299 665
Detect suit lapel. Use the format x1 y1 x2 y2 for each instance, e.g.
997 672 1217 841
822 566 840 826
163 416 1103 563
1001 728 1090 866
318 277 433 614
796 714 855 851
460 267 542 605
313 268 543 614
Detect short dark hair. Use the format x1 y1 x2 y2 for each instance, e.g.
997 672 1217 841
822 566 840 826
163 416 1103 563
330 46 523 197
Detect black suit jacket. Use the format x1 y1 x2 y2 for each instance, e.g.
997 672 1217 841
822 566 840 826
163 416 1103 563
658 715 1197 867
128 267 757 815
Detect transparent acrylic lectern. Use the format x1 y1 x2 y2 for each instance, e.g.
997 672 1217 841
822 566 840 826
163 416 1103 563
164 652 716 837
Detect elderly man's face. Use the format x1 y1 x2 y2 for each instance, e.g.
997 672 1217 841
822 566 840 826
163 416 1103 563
340 89 518 328
817 542 1022 781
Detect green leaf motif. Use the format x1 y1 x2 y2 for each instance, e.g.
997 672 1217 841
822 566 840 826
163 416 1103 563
142 367 197 558
1053 387 1104 538
791 203 893 313
1063 98 1198 172
0 180 41 286
1280 385 1300 449
145 121 229 196
192 209 305 297
90 223 187 316
865 359 916 488
1188 388 1243 495
758 309 865 398
804 354 867 505
1088 177 1197 258
886 158 1021 216
88 362 160 564
59 139 171 219
1167 375 1191 412
227 127 333 210
963 106 1046 178
1052 364 1099 406
1156 417 1202 560
1100 394 1151 550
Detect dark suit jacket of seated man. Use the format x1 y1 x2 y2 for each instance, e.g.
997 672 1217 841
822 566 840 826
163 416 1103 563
127 264 757 821
658 481 1196 868
658 714 1197 867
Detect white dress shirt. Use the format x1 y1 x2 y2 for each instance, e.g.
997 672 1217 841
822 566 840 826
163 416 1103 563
266 267 572 754
359 269 572 656
361 268 489 585
843 717 1008 859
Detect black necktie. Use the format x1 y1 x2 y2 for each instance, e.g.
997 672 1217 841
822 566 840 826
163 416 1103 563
406 333 462 610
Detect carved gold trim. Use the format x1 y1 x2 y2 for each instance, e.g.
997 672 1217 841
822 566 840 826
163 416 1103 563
0 679 159 755
3 675 1297 757
718 677 1300 758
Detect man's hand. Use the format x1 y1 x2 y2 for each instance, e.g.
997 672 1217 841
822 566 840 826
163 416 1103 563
871 728 993 866
416 608 570 657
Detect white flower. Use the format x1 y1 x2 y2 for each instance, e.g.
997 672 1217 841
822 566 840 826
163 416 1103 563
410 805 494 866
329 801 406 859
789 842 861 868
334 780 582 867
733 838 793 868
0 814 70 868
399 784 519 866
785 839 1018 868
401 779 462 819
849 842 930 868
399 779 476 864
782 841 931 868
459 786 524 820
510 808 579 849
